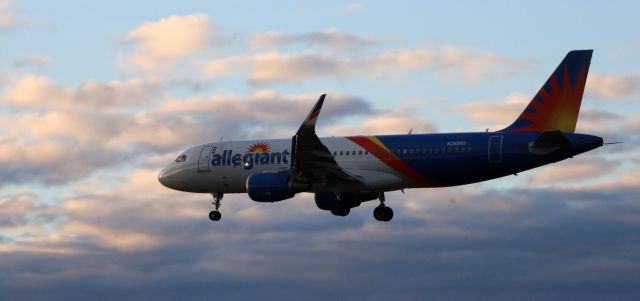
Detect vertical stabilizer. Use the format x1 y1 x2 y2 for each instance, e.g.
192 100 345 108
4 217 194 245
501 50 593 133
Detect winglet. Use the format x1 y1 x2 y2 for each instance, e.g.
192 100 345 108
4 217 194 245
297 94 325 135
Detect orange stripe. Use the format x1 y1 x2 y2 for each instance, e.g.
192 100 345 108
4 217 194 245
307 111 320 122
347 136 435 185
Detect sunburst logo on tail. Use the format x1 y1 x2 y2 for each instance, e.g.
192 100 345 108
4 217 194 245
247 142 271 153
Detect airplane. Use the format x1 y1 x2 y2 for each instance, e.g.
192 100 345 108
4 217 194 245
159 50 604 222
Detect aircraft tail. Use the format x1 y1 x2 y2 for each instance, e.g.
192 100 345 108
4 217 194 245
501 50 593 133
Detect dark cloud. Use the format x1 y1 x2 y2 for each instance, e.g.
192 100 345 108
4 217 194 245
2 185 640 300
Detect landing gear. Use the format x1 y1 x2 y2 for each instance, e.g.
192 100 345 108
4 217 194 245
373 205 393 221
208 210 221 221
209 192 223 221
330 193 351 217
373 192 393 222
330 202 351 216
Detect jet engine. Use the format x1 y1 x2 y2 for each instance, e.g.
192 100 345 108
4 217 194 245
314 192 378 210
246 172 308 202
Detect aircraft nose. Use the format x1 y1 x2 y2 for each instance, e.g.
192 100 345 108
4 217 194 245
158 166 175 189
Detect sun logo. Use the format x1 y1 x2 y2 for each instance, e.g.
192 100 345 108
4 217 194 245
247 142 271 153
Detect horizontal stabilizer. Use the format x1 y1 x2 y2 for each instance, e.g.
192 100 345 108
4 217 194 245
529 130 571 155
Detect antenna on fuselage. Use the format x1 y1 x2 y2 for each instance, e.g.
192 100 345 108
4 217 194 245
408 129 413 135
219 136 223 142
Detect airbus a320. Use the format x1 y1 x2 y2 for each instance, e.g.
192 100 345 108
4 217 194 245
159 50 603 222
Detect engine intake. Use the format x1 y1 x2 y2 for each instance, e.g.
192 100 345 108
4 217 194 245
246 172 308 202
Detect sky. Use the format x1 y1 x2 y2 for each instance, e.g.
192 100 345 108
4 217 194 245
1 0 640 300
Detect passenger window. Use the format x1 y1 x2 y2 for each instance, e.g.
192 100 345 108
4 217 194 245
346 151 350 156
340 151 343 156
359 150 363 155
365 151 369 155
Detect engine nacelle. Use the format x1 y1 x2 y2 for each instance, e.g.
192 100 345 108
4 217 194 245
314 192 378 210
246 172 302 202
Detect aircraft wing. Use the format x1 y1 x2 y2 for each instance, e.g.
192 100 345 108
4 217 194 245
290 94 361 184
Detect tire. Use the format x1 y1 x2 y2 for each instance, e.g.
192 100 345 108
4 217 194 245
209 211 221 221
373 206 386 221
331 203 350 216
382 206 393 221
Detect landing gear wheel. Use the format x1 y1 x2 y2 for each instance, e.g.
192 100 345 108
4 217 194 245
209 210 222 221
330 202 350 216
209 192 223 222
373 205 393 222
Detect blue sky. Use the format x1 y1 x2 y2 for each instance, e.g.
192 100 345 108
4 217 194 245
1 1 639 300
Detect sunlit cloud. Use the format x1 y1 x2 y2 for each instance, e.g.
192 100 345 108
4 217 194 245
203 47 533 84
120 14 214 71
587 73 640 99
459 93 528 130
0 0 12 28
327 108 437 136
346 2 366 12
2 74 159 109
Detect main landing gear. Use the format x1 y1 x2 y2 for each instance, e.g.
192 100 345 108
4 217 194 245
373 192 393 222
209 192 223 221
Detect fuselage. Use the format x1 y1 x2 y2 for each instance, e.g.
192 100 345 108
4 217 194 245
158 131 603 194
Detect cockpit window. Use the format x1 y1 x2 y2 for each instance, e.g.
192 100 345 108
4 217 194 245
175 154 187 162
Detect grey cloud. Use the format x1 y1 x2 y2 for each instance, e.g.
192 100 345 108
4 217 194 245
587 73 640 99
2 184 640 300
240 48 534 85
12 55 50 69
249 28 379 51
0 90 374 186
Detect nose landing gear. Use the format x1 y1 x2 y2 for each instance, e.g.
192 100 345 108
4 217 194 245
209 192 223 221
373 192 393 222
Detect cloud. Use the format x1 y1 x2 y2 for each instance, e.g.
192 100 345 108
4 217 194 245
12 55 50 69
249 52 357 84
2 74 159 109
203 47 533 84
459 93 529 130
156 90 374 138
523 156 618 186
0 84 373 185
121 14 214 70
0 0 12 28
327 106 437 136
2 174 640 300
346 2 366 12
587 73 640 99
248 28 378 51
576 108 625 132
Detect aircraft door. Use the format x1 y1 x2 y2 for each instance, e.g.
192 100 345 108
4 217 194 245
198 146 213 172
488 136 503 163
